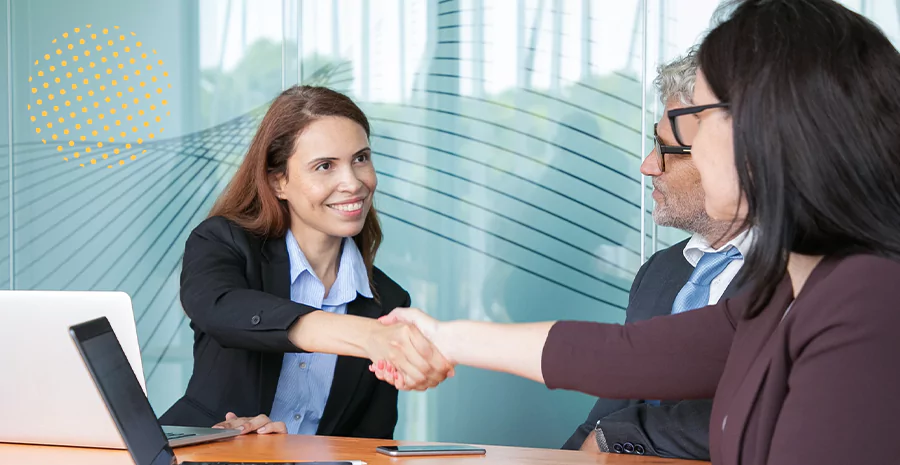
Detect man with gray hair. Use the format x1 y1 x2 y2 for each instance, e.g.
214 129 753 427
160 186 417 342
560 48 751 460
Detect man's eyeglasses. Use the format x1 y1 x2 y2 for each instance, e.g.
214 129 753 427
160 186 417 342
653 123 691 172
666 102 730 147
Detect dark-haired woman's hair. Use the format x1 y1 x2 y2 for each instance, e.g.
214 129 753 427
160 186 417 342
210 86 382 291
699 0 900 317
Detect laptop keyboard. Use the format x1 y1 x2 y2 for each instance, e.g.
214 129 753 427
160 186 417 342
165 432 197 440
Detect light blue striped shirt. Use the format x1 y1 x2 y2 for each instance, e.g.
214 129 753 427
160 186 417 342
268 232 372 435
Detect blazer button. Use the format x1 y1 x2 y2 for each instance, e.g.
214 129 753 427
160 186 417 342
612 443 624 453
634 444 645 455
251 315 261 325
623 442 635 454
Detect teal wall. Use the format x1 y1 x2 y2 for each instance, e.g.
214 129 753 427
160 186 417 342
2 0 898 449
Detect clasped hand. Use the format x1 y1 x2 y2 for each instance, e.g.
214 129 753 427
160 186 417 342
367 308 453 391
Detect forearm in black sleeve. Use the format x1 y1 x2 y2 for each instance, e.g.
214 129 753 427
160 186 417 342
561 418 595 450
561 397 633 450
561 253 658 450
593 399 712 460
180 221 317 352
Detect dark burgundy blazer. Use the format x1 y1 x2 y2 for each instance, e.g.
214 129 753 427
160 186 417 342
542 254 900 465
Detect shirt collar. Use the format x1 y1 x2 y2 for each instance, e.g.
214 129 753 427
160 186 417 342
682 228 754 268
285 231 373 307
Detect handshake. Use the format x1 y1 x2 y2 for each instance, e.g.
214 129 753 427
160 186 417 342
212 308 456 435
364 308 456 392
216 311 550 434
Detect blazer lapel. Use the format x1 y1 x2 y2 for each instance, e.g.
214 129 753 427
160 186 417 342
317 296 383 436
259 237 291 415
260 236 291 298
718 278 794 464
626 252 694 322
721 269 746 301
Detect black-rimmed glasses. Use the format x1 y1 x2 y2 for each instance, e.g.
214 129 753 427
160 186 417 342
653 123 691 172
667 102 730 147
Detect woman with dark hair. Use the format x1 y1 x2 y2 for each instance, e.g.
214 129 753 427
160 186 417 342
159 85 452 439
374 1 900 463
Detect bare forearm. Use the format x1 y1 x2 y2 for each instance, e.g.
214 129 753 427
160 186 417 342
288 311 376 357
435 320 554 384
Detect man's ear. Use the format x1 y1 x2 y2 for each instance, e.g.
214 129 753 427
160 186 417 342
270 172 287 200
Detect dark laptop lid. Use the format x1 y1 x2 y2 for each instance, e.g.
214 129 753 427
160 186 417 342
69 316 176 465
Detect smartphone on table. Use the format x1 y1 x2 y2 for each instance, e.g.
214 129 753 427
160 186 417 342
375 445 487 457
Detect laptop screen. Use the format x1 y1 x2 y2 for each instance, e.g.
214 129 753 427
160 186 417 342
70 317 175 465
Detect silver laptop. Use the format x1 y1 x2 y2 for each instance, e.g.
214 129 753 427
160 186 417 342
0 290 239 448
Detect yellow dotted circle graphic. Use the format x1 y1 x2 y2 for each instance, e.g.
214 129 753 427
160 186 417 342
28 24 172 169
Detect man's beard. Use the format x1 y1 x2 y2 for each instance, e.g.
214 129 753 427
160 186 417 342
651 186 710 234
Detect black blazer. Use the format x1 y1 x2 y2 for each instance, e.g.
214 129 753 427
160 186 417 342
158 216 409 439
561 238 745 460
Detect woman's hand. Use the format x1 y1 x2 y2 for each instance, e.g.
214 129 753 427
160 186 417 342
363 319 453 391
372 309 552 388
212 412 287 435
370 308 455 390
379 308 441 348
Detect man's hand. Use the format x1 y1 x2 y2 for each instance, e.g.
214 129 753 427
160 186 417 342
581 431 601 452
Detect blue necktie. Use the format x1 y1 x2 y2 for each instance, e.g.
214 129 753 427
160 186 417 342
671 247 743 315
646 247 742 406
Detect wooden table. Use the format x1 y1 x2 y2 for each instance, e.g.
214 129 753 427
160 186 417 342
0 435 710 464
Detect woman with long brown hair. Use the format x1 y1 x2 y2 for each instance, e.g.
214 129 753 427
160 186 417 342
159 86 452 439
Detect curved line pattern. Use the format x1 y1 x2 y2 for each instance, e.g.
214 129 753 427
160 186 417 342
407 87 642 160
371 116 640 212
376 210 621 308
377 189 628 294
370 136 637 251
0 7 662 392
373 99 640 185
374 158 635 275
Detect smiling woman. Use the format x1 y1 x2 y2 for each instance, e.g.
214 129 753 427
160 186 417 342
273 116 377 251
158 86 454 439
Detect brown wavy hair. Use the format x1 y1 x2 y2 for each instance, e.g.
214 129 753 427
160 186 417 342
209 85 382 292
